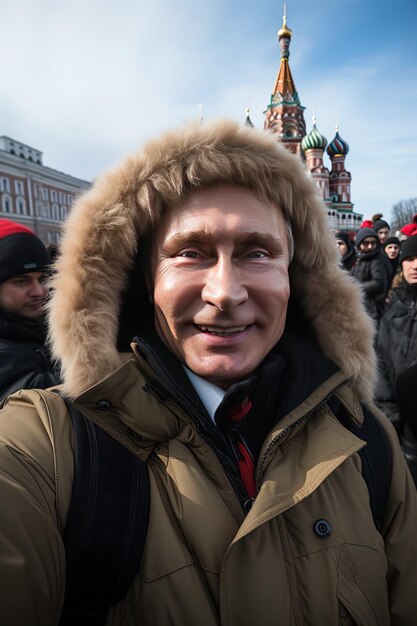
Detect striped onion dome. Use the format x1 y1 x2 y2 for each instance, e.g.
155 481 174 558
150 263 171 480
301 124 327 152
326 131 349 157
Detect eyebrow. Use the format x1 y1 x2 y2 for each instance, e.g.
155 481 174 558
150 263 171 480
10 272 48 280
164 230 286 253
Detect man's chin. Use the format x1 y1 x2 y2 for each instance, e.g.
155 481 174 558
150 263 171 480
186 359 255 389
22 308 46 320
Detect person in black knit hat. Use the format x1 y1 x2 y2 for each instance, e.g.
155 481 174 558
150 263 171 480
351 228 389 322
0 219 59 401
373 218 390 244
335 231 357 271
376 235 417 478
383 236 401 287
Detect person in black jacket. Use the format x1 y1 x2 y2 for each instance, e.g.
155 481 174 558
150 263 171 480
351 228 388 322
383 236 401 278
373 217 390 245
0 219 59 402
335 231 356 271
395 361 417 485
376 235 417 438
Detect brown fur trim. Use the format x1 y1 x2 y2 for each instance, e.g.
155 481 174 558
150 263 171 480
48 120 376 400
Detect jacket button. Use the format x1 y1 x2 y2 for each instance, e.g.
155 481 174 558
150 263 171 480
313 519 332 538
96 400 111 410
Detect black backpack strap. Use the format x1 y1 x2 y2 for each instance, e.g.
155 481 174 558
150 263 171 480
60 399 150 626
329 396 393 532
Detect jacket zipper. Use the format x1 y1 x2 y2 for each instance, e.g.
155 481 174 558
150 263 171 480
256 396 331 490
145 383 251 512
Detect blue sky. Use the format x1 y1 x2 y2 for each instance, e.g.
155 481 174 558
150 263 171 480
1 0 416 221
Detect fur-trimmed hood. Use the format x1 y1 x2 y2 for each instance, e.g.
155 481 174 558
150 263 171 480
49 120 376 400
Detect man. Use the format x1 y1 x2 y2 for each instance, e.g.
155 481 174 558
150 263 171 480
0 219 59 401
335 230 356 271
352 227 389 322
373 217 390 244
376 235 417 437
383 236 400 263
0 121 416 625
383 236 401 287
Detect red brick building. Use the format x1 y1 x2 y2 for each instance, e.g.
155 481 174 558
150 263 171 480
0 136 89 244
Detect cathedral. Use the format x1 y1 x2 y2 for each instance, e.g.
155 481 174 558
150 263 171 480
247 11 363 232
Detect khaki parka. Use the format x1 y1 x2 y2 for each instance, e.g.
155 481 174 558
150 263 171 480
1 120 417 625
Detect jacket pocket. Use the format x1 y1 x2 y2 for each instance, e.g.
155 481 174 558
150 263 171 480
336 543 389 626
338 595 362 626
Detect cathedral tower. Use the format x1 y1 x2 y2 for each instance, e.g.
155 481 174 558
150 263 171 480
264 4 306 154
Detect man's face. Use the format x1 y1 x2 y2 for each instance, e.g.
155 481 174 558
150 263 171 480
403 256 417 285
385 243 400 260
377 228 390 244
151 185 291 388
359 237 378 254
336 239 348 257
0 271 49 319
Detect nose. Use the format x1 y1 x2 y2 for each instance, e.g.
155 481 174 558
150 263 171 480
201 257 248 311
29 279 48 297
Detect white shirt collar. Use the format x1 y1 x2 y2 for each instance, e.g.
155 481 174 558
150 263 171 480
183 366 226 422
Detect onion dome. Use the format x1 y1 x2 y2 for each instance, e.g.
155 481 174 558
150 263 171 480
278 15 292 40
301 123 327 152
326 131 349 157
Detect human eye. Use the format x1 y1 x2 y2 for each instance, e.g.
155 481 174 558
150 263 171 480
177 250 201 259
247 250 268 259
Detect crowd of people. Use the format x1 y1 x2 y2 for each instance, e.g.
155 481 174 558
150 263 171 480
335 215 417 481
0 122 416 624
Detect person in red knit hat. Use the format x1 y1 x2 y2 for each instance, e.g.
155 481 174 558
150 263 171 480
0 218 59 401
359 219 374 229
400 214 417 239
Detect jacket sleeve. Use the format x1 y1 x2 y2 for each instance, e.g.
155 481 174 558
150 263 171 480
374 323 400 428
375 409 417 625
360 258 388 298
0 389 73 626
0 344 60 403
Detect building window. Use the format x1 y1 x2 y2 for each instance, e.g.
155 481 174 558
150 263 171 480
0 177 11 193
15 197 27 215
14 180 25 196
67 193 73 205
1 194 13 213
41 188 49 201
51 190 58 202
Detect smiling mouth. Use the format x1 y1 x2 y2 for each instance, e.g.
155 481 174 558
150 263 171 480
196 325 249 336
